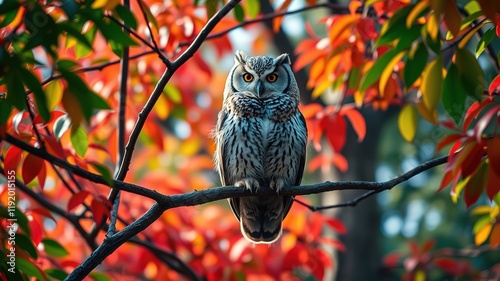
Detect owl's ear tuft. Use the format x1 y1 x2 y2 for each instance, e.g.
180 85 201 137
235 51 247 64
274 53 291 65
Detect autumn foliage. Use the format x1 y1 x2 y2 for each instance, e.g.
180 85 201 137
0 0 499 280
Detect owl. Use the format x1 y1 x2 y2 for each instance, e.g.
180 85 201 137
213 51 308 244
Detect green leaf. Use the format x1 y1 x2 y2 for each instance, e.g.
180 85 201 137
17 233 38 259
45 268 68 280
6 69 26 111
115 5 138 30
395 24 423 51
17 258 47 281
0 0 20 14
42 238 69 258
57 59 80 71
20 68 50 122
14 208 30 236
493 192 500 207
442 63 467 125
44 80 63 111
245 0 260 18
233 4 245 22
0 99 12 125
422 27 441 54
90 92 110 110
100 18 138 46
465 0 482 15
456 48 484 100
59 69 94 122
360 48 400 91
89 271 112 281
404 42 428 88
163 84 182 103
476 26 495 58
89 162 114 187
0 8 19 28
376 5 414 47
70 125 89 157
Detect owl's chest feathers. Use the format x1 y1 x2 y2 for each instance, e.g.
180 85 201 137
226 94 297 122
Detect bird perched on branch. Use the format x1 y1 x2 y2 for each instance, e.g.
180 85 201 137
213 51 308 243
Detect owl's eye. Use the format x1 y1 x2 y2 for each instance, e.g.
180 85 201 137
243 73 254 82
267 74 278 83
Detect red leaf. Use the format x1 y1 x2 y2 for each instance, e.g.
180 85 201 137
438 170 455 192
461 143 485 177
435 134 462 153
489 74 500 95
464 162 488 208
341 107 366 142
37 160 46 190
318 237 346 251
434 258 471 276
486 163 500 199
28 218 43 246
473 105 500 142
91 198 110 225
309 213 324 239
487 136 500 177
3 145 22 175
496 15 500 37
324 217 347 234
28 207 55 222
326 115 347 152
43 135 65 158
463 100 494 132
383 252 400 268
22 153 44 185
421 239 435 253
67 190 90 213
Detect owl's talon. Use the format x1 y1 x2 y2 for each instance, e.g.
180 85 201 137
236 178 260 193
270 178 287 193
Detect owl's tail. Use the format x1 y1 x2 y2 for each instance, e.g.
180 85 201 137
232 196 293 244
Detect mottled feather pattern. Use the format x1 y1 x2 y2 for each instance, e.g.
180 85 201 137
214 52 307 244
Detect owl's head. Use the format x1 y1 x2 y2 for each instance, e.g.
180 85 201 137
225 51 299 100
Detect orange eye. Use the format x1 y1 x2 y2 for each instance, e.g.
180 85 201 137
267 74 277 83
243 73 254 82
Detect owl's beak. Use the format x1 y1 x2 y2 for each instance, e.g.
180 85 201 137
256 80 265 97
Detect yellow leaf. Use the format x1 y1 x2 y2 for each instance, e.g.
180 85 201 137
312 80 331 98
475 222 492 245
407 0 429 28
354 90 365 107
451 176 470 203
154 93 170 120
420 56 443 112
415 269 426 281
426 13 440 40
398 104 418 142
163 84 182 103
44 80 63 111
365 0 384 6
91 0 120 10
281 234 297 252
471 205 492 215
379 52 405 96
180 138 200 156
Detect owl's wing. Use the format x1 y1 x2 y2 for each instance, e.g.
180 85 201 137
282 112 308 219
216 110 242 221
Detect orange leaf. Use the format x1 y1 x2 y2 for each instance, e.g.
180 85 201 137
22 153 44 185
300 103 322 119
341 107 366 142
328 14 361 42
475 222 492 245
332 153 348 172
443 0 462 37
37 161 47 190
490 223 500 248
67 190 90 213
